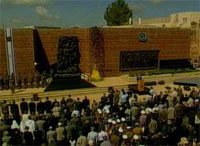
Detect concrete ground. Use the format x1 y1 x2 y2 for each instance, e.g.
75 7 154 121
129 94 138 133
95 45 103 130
0 72 199 103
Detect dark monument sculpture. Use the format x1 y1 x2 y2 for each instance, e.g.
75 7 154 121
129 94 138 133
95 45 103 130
45 36 95 91
56 36 81 79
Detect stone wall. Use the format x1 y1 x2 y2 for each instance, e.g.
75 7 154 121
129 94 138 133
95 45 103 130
0 27 191 77
100 28 190 76
190 28 200 62
13 29 35 74
0 29 7 74
36 28 91 73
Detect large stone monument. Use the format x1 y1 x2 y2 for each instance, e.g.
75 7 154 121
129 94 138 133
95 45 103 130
45 36 95 91
55 36 81 79
45 36 82 91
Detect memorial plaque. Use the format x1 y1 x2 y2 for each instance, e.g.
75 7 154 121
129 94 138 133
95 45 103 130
120 50 159 71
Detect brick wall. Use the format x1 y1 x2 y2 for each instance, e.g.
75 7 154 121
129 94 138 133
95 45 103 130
0 27 191 77
100 28 190 76
37 28 91 73
190 28 200 62
13 29 35 74
0 29 7 74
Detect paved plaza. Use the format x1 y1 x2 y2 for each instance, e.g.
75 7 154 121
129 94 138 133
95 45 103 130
0 72 199 103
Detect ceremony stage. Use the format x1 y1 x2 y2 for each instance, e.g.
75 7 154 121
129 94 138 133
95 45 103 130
174 77 200 87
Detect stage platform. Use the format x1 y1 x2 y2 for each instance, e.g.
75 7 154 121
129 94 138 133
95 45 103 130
45 79 96 91
128 84 150 95
174 77 200 87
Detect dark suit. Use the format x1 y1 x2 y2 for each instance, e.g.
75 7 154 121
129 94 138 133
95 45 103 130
20 101 28 114
37 101 45 114
29 102 36 115
45 100 52 114
82 98 90 109
10 103 20 123
23 131 33 145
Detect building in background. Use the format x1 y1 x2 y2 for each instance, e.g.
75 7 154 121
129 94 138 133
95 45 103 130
133 11 200 64
0 27 192 77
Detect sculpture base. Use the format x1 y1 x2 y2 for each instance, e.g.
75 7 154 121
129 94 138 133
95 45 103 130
45 73 95 91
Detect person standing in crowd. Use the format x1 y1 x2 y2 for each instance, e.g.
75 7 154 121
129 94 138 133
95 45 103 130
148 117 157 135
74 98 82 112
87 127 98 145
2 100 9 120
52 102 60 118
10 100 20 124
47 126 56 145
37 98 45 115
20 98 28 114
5 73 9 90
120 89 128 105
23 73 28 88
0 73 5 90
25 116 36 138
35 71 40 88
2 131 11 146
195 111 200 142
29 98 36 115
23 126 33 145
76 131 87 146
100 136 112 146
41 72 47 87
17 73 22 89
10 73 15 93
0 85 200 146
29 71 35 88
56 122 66 145
137 74 142 81
82 96 90 109
45 97 52 114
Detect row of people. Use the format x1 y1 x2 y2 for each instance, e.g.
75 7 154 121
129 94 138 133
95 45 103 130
1 86 200 146
0 71 49 91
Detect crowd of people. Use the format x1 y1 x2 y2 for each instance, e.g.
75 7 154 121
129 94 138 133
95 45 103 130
0 72 50 92
0 86 200 146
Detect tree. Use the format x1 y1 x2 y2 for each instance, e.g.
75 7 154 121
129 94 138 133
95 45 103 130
104 0 133 26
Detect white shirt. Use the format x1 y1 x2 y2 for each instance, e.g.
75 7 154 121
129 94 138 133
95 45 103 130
87 131 98 143
103 105 110 111
149 89 155 96
172 91 178 98
70 140 76 146
20 121 26 133
187 98 194 107
22 114 29 123
195 115 200 124
167 107 175 119
120 93 128 103
25 119 36 133
11 120 19 129
71 110 80 117
98 131 108 141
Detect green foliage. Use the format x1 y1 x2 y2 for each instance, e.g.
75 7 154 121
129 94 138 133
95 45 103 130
129 68 198 77
104 0 133 26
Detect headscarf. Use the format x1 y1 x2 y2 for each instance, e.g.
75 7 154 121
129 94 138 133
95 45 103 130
11 120 19 129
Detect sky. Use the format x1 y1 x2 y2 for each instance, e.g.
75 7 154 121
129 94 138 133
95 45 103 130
0 0 199 28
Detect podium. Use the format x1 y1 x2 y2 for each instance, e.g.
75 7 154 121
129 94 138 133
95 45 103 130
137 80 144 92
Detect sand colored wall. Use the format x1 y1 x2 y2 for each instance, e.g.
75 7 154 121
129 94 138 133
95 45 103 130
36 28 91 73
100 28 190 76
0 29 7 74
0 27 191 77
13 29 35 74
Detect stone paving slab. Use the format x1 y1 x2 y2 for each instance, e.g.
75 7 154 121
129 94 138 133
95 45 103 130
0 72 199 102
